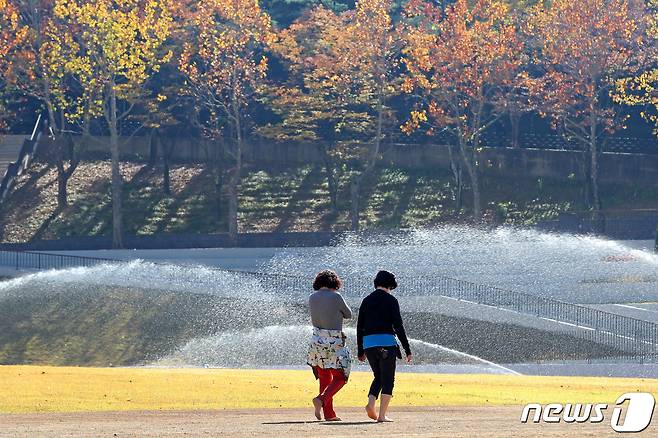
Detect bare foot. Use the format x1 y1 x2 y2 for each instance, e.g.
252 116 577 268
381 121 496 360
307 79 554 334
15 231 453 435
325 417 342 421
365 404 377 420
312 397 323 420
377 416 394 422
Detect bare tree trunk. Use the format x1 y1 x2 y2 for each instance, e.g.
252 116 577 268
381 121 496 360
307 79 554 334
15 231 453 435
58 134 81 210
510 105 521 149
214 159 224 221
350 152 377 231
458 139 482 220
590 115 601 213
227 147 241 242
108 83 124 249
350 88 384 231
580 137 593 207
148 129 158 167
56 161 68 208
158 134 172 196
163 145 171 197
44 99 70 210
589 111 603 233
350 179 360 230
227 88 242 243
447 143 463 213
322 145 338 214
35 10 69 210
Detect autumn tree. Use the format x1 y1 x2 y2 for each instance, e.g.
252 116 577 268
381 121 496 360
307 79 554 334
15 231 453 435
53 0 173 248
0 0 28 132
179 0 275 241
3 0 83 210
402 0 524 220
264 0 400 230
527 0 648 214
262 7 364 215
615 1 658 138
141 1 195 196
140 84 185 197
504 0 538 149
345 0 401 230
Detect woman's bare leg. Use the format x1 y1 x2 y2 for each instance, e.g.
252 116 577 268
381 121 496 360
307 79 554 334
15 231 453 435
365 395 377 420
377 394 393 422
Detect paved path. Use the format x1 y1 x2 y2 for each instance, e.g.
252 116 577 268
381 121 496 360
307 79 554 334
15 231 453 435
2 406 653 437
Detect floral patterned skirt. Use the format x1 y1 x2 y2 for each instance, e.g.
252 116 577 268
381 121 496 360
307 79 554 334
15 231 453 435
307 327 351 381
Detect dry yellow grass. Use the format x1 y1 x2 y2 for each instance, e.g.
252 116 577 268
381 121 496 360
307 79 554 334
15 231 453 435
1 366 657 413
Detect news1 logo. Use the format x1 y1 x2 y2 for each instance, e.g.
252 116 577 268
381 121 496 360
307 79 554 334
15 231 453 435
521 393 656 433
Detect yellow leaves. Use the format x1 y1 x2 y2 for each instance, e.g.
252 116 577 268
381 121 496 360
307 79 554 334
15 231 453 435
400 110 428 135
179 0 273 130
26 0 173 126
53 0 173 102
410 110 427 123
613 0 658 114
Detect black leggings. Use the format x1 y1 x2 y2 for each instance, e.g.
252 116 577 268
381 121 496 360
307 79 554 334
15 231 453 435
365 346 397 397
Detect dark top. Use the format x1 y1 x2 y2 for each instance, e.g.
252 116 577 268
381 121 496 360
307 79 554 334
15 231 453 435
356 289 411 357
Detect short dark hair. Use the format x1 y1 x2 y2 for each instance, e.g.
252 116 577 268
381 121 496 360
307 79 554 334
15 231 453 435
374 270 397 290
313 270 343 291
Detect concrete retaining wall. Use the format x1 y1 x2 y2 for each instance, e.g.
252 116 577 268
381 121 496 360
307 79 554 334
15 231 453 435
38 136 658 184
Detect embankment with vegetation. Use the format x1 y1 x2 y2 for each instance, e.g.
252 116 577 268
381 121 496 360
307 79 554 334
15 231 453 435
1 159 657 244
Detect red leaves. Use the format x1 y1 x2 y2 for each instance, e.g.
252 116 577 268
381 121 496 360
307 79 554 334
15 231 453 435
528 0 648 136
401 0 523 141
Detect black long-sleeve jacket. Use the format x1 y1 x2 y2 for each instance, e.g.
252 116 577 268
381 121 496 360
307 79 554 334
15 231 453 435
356 289 411 357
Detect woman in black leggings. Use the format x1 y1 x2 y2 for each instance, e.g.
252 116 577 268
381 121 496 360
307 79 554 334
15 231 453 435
357 270 412 422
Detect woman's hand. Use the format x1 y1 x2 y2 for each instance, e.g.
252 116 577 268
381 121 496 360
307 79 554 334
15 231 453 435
406 354 413 364
358 354 366 362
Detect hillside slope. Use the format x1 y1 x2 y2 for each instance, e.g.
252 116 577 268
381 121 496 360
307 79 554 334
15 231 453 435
1 159 656 243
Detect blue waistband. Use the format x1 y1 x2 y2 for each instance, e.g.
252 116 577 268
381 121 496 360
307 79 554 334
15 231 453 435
363 334 397 349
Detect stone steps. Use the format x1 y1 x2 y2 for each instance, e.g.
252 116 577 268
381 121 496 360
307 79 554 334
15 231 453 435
0 135 28 178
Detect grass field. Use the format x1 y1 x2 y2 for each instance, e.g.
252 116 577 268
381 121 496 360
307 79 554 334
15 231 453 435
1 366 657 414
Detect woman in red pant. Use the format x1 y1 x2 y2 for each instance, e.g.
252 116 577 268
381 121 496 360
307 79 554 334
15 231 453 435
307 270 352 421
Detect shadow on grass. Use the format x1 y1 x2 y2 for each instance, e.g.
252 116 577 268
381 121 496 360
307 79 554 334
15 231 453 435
30 204 65 241
153 167 216 234
274 166 324 232
384 173 418 228
55 178 112 237
0 164 55 239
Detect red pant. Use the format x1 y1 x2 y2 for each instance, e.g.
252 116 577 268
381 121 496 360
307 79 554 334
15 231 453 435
314 367 346 419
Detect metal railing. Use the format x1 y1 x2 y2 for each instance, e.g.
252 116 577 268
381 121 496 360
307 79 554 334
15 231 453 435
403 132 658 154
429 276 658 356
0 250 118 271
0 114 44 203
0 249 656 357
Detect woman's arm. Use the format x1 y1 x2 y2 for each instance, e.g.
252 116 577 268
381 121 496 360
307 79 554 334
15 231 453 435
357 304 365 358
338 294 352 319
391 298 412 356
